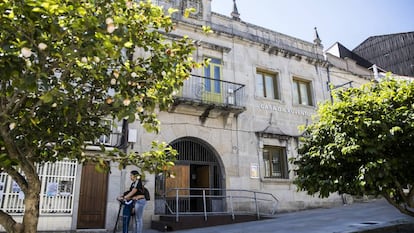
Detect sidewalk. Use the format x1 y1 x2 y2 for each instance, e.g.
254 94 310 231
145 199 414 233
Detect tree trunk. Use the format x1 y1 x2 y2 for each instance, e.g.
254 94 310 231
21 175 41 233
0 174 41 233
22 191 40 233
0 180 41 233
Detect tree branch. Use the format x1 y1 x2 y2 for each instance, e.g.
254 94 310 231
408 185 414 208
4 167 28 192
383 192 414 217
395 180 409 205
0 125 20 161
0 209 21 233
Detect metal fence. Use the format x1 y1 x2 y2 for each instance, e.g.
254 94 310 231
0 159 77 215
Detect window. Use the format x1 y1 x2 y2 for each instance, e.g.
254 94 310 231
203 57 223 103
293 78 313 106
204 58 222 94
93 119 122 147
263 146 288 179
256 71 279 99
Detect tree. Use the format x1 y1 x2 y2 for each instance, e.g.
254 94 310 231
0 0 205 232
293 77 414 217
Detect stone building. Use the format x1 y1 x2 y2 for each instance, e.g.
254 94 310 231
130 0 374 230
0 0 374 231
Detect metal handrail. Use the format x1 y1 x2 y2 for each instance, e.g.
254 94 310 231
160 188 279 222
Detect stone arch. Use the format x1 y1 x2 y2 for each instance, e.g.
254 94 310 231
154 136 226 213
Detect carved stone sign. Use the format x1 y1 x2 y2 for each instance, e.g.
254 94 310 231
258 103 313 116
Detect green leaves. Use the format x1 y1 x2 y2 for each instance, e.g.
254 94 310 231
0 153 18 168
390 126 402 135
183 8 196 18
124 41 134 48
293 77 414 215
0 3 203 230
115 141 178 175
167 8 178 15
39 92 54 103
0 0 200 183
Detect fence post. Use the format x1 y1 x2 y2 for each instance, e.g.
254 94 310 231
175 189 179 222
202 189 207 221
229 192 235 221
254 191 260 220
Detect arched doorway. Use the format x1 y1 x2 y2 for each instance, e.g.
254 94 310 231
155 137 225 214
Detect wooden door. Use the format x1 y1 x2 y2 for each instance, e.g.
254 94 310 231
196 166 210 188
165 165 190 197
77 163 108 229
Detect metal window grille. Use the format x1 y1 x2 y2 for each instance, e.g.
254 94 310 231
92 119 124 147
0 159 77 215
95 119 114 146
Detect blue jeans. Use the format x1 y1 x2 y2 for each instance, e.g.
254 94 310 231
134 199 147 233
122 201 134 233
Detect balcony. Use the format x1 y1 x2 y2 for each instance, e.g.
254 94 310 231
171 75 246 122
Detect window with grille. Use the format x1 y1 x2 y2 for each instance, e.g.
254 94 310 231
0 159 77 214
256 70 279 100
292 78 313 106
263 146 288 179
95 119 114 145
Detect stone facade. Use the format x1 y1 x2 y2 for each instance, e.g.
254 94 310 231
26 0 376 231
117 0 374 230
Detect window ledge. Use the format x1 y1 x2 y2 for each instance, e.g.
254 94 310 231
261 178 293 184
254 96 284 104
292 103 316 109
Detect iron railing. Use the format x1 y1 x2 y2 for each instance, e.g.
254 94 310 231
175 75 246 108
159 188 279 222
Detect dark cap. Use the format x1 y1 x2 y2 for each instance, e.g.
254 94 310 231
130 170 139 176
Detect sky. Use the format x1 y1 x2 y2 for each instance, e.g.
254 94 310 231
211 0 414 50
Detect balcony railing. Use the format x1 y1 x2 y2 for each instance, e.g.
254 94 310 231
90 75 247 147
174 75 246 109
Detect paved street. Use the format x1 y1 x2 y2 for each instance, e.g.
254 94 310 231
145 199 414 233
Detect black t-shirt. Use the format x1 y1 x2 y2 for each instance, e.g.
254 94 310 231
125 179 144 196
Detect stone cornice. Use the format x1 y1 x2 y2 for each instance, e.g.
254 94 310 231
171 16 327 65
165 30 232 53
